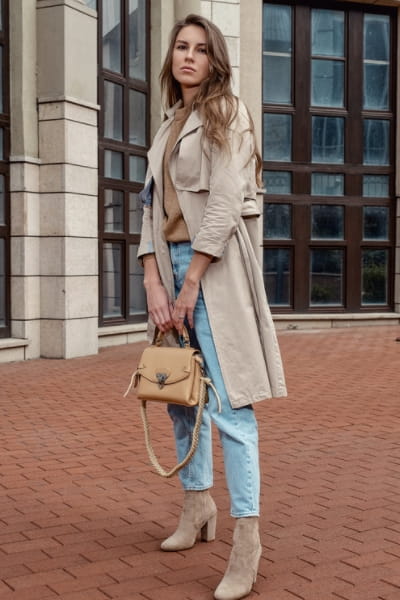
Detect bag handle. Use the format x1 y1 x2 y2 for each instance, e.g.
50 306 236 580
154 325 191 348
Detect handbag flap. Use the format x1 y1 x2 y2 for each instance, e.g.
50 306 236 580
138 345 200 385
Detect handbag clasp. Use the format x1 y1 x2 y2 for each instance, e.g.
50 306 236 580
156 372 168 389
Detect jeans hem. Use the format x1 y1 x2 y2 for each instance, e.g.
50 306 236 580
231 511 260 518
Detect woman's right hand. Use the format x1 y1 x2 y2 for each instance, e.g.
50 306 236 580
145 281 174 333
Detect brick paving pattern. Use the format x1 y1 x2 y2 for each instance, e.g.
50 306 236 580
0 325 399 600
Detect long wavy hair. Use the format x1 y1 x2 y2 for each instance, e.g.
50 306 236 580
160 14 262 184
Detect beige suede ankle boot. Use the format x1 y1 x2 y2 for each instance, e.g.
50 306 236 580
161 490 217 551
214 517 261 600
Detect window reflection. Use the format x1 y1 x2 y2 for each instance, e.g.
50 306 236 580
102 243 123 318
129 193 143 234
263 4 292 104
312 60 344 107
363 119 390 165
264 204 292 239
312 116 344 164
263 171 291 194
263 113 292 161
263 248 291 306
129 0 147 81
311 205 344 240
362 249 388 305
363 206 388 240
363 175 389 197
312 9 344 57
129 90 146 146
104 150 123 179
312 173 344 196
129 155 146 183
104 190 124 233
129 244 146 315
310 249 343 306
102 0 122 73
363 14 390 110
104 81 123 140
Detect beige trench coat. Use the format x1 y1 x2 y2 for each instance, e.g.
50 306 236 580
138 100 287 408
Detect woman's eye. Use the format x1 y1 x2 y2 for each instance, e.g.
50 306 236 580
198 48 208 54
176 44 187 50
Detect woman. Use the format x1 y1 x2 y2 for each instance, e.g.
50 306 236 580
138 14 287 600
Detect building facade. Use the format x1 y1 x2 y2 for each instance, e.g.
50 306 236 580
1 0 399 362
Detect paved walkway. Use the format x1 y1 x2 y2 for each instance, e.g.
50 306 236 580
0 325 400 600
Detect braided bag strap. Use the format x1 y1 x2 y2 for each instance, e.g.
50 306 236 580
140 375 208 478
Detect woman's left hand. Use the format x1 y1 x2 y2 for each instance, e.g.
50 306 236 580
172 278 200 333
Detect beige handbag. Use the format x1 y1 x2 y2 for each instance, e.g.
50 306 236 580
124 327 221 478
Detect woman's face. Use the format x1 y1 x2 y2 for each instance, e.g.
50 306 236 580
172 25 210 100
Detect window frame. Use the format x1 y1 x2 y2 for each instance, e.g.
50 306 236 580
262 0 396 313
98 0 150 326
0 0 10 338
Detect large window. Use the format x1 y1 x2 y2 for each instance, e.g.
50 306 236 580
99 0 149 324
0 0 9 338
262 1 395 312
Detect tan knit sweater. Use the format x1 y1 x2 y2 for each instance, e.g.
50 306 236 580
162 105 191 242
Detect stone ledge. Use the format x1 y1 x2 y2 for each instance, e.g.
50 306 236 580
0 338 29 364
274 312 400 331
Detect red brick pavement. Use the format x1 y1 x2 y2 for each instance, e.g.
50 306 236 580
0 325 400 600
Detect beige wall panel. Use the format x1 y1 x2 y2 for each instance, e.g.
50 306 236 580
11 276 41 320
10 0 38 159
39 164 98 195
40 276 98 320
40 194 98 237
211 2 240 36
64 318 99 358
39 100 98 126
39 120 97 167
40 320 64 358
11 236 40 277
10 162 40 194
40 237 98 276
10 193 40 236
175 0 201 20
201 1 211 19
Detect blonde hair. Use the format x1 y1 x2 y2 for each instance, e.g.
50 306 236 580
160 14 262 184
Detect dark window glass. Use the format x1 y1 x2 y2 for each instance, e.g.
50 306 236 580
362 249 388 305
311 205 344 240
263 248 291 306
264 204 291 239
129 244 146 315
363 206 388 240
129 155 146 183
102 243 123 318
310 249 344 306
363 175 389 197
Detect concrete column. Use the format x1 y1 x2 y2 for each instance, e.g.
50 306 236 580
37 0 99 358
9 0 41 358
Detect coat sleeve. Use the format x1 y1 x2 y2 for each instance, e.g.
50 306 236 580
191 108 256 259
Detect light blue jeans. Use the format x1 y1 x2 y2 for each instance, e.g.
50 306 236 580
168 242 260 518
